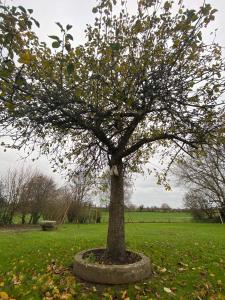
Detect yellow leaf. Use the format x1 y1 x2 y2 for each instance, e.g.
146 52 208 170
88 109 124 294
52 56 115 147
164 287 174 294
102 293 113 300
217 280 222 286
121 290 128 299
0 291 9 299
75 48 82 56
18 51 33 64
159 267 167 273
217 294 225 300
61 293 73 300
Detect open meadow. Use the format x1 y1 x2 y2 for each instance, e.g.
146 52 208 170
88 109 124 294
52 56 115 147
0 221 224 300
100 211 192 223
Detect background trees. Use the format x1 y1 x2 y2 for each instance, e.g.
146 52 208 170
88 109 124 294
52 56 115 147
0 167 29 224
0 167 99 225
176 143 225 222
25 174 56 224
0 0 224 261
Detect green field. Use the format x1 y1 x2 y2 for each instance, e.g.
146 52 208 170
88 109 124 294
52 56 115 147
0 223 224 299
101 211 192 223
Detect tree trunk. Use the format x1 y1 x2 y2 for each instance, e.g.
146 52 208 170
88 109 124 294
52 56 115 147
21 214 26 224
220 208 225 221
32 213 40 224
107 160 126 262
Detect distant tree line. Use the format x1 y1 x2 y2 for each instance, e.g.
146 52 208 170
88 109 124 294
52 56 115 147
132 203 188 213
0 167 101 225
100 202 189 213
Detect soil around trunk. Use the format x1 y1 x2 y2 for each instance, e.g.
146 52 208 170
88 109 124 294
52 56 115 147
83 248 141 265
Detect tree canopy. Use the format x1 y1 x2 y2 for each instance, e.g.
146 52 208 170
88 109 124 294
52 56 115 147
0 0 224 177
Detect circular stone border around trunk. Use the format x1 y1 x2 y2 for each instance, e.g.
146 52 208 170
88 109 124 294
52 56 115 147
73 248 152 284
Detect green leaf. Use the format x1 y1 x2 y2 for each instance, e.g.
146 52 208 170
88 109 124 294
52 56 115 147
0 69 12 78
164 1 171 11
31 17 40 28
48 35 60 41
197 32 202 41
5 102 14 111
18 51 32 64
0 5 7 11
201 4 212 16
109 43 121 51
56 22 64 31
127 98 133 107
211 9 218 14
18 6 26 13
52 41 61 48
66 24 73 31
27 9 33 14
66 34 73 41
92 7 98 13
16 76 27 87
67 63 74 74
65 43 71 52
0 60 14 78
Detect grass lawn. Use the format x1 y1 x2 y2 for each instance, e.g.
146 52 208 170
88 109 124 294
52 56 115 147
0 223 224 299
101 211 192 223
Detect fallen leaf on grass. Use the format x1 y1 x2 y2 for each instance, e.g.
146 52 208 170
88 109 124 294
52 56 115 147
60 293 73 300
121 290 128 299
217 280 222 286
12 275 21 285
178 268 187 272
159 267 167 273
0 292 9 299
163 287 175 295
102 292 113 300
178 262 188 267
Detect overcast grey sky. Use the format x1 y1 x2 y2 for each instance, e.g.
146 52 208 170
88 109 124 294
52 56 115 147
0 0 224 208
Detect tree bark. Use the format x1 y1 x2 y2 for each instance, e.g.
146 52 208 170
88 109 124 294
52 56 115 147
32 213 40 224
107 160 126 262
21 214 26 224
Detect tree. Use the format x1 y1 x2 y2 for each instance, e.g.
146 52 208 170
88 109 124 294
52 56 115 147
0 180 7 224
25 173 56 224
42 187 66 223
0 1 224 262
176 143 225 220
0 167 29 224
64 175 92 223
160 203 171 211
183 189 216 221
0 166 57 225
